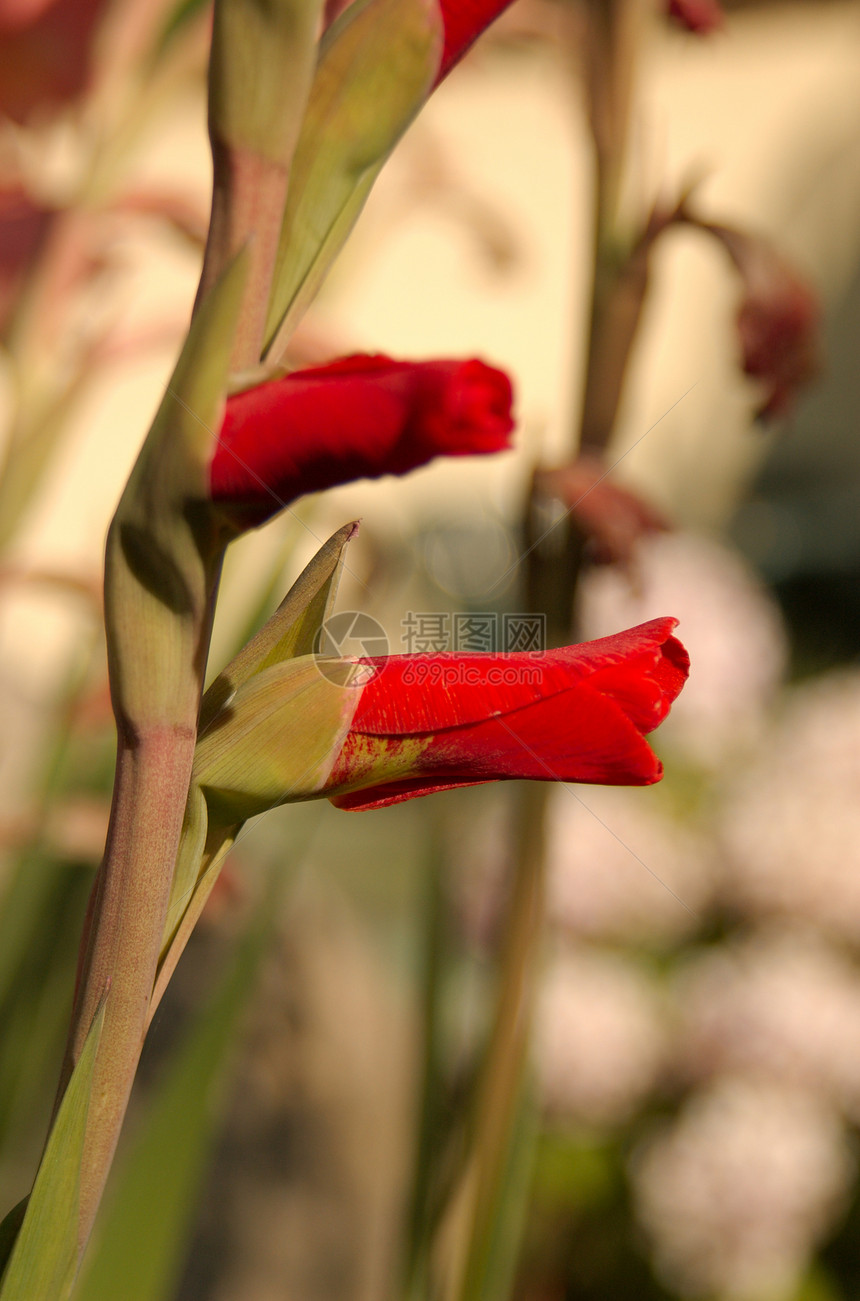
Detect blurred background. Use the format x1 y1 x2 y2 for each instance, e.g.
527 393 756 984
2 1 860 1298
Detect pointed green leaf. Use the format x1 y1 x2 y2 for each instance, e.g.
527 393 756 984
72 905 272 1301
199 520 358 731
105 251 248 727
265 164 381 361
0 1003 106 1301
194 656 361 821
160 784 210 962
154 514 361 1010
262 0 442 359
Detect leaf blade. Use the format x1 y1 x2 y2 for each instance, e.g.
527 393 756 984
0 1003 106 1301
262 0 442 358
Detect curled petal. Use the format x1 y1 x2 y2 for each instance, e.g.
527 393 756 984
211 353 515 529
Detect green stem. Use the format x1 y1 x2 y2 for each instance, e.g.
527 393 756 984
55 723 197 1253
194 140 290 368
578 0 641 457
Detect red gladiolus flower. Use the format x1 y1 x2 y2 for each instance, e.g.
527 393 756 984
324 617 689 809
211 353 515 529
666 0 724 34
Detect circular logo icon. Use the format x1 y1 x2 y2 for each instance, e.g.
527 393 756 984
314 611 389 685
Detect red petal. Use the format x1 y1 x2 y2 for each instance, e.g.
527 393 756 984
331 681 665 809
331 776 493 810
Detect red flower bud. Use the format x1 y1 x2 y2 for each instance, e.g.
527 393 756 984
666 0 724 34
325 617 689 809
211 353 515 529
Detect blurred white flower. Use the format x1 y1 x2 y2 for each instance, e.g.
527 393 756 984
534 945 667 1126
719 673 860 942
674 929 860 1121
578 532 787 765
632 1076 853 1300
546 784 712 944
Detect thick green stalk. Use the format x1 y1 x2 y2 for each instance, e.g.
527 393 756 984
579 0 643 455
57 724 198 1252
40 249 248 1273
196 142 291 371
197 0 323 369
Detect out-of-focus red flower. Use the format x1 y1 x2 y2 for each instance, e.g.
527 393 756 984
706 224 820 420
735 256 820 421
666 0 724 34
325 617 689 809
0 0 108 122
673 206 820 420
536 457 670 569
0 187 54 332
211 353 515 529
